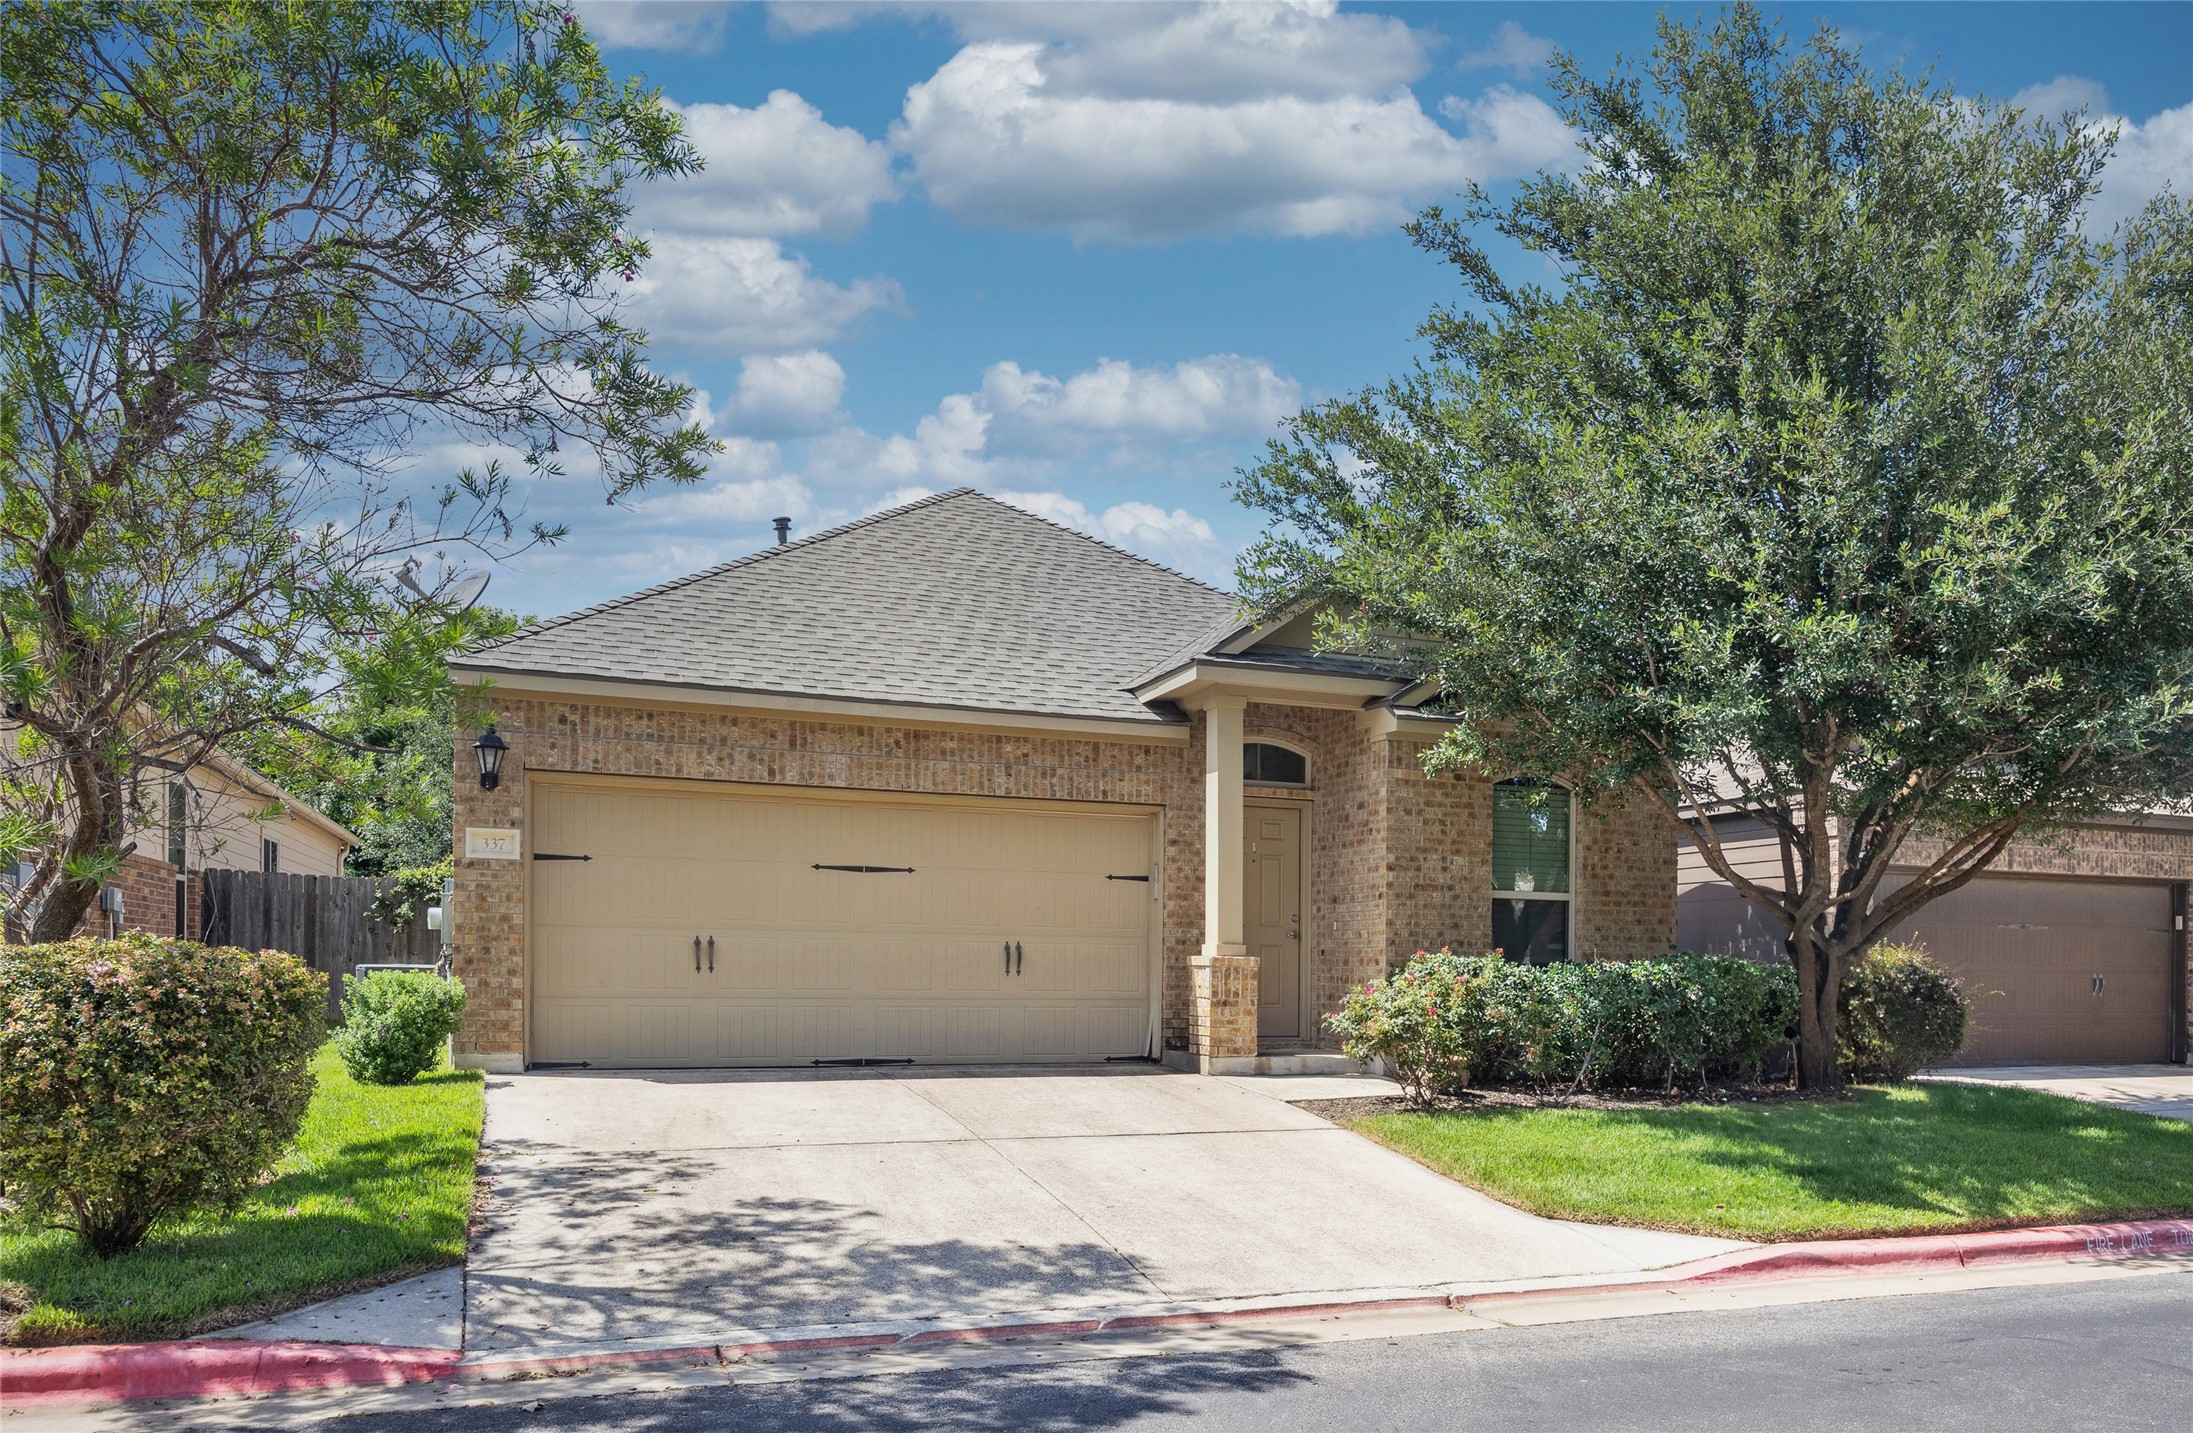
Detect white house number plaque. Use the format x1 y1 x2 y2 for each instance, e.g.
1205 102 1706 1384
463 827 522 861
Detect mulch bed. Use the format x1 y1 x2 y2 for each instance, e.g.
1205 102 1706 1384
1295 1082 1840 1122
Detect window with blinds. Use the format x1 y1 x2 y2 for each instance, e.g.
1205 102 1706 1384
1492 778 1572 963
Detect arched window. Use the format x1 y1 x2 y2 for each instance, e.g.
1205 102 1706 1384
1242 741 1309 786
1492 777 1572 963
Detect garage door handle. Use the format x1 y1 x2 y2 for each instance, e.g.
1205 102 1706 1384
693 936 702 973
1015 941 1023 976
1004 941 1012 976
708 936 716 973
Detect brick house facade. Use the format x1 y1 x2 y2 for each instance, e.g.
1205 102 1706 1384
447 489 1679 1074
449 695 1675 1071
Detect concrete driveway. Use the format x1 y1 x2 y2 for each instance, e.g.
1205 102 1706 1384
1921 1065 2193 1123
465 1066 1740 1358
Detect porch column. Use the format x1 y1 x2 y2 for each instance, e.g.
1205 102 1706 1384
1191 693 1257 1065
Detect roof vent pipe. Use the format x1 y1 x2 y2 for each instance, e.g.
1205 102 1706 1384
772 516 791 546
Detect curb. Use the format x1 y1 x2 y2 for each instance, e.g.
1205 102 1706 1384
11 1217 2193 1409
0 1341 461 1408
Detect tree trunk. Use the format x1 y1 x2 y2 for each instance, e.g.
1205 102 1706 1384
1788 932 1846 1091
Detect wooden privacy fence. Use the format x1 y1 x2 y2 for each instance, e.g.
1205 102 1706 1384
201 869 442 1023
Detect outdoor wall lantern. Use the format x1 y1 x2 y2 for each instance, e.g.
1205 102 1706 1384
473 726 509 790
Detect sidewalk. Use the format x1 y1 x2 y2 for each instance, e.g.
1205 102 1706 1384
11 1217 2193 1410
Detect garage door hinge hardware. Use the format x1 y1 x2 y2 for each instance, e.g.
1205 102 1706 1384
532 852 592 861
1105 873 1151 882
811 864 915 874
811 1057 915 1067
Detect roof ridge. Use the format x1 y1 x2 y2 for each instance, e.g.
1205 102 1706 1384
463 487 983 657
981 492 1232 598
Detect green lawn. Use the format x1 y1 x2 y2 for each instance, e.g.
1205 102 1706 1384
1 1044 483 1346
1355 1083 2193 1241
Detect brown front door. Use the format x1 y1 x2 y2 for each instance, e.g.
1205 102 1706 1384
1883 876 2174 1065
1245 804 1303 1041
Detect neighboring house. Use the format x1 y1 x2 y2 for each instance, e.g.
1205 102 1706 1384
3 725 357 939
445 489 1673 1075
1678 814 2192 1066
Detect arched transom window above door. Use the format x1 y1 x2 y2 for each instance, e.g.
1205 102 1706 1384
1242 741 1309 786
1493 777 1572 963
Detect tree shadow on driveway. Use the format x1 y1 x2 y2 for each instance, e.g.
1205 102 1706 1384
466 1139 1162 1352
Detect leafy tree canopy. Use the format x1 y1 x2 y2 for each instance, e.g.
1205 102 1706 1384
1 1 712 939
1236 5 2193 1086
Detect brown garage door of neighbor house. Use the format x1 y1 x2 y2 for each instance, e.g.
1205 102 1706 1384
526 778 1159 1068
1883 876 2177 1066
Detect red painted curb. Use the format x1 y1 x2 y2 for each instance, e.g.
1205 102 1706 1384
13 1218 2191 1408
0 1340 460 1409
1655 1217 2193 1287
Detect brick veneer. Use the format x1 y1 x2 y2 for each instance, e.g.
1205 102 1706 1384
78 854 198 940
451 693 1681 1067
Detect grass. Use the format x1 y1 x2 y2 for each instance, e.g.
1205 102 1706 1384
0 1043 483 1345
1354 1083 2193 1241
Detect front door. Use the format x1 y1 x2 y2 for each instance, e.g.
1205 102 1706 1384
1245 804 1303 1041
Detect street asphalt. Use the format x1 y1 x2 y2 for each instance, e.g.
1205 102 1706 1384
331 1271 2191 1432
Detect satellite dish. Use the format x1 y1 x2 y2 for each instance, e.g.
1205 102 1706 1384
393 557 429 600
446 572 491 613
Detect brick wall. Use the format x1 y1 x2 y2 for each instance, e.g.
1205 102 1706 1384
451 697 1203 1065
450 693 1681 1066
78 854 198 940
1572 788 1680 960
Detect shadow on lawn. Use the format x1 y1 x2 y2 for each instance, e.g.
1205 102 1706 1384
1589 1083 2193 1223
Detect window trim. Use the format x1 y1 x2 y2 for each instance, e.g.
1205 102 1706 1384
1242 737 1312 788
260 837 280 874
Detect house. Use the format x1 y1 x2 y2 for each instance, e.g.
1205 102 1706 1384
2 727 356 940
1679 814 2191 1066
109 748 359 939
444 488 1674 1074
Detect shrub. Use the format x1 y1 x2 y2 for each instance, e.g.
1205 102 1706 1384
1327 959 1485 1105
0 936 325 1257
1839 941 1969 1081
1328 950 1800 1098
333 971 467 1085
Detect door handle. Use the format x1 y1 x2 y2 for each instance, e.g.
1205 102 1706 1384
693 936 702 973
1015 941 1024 976
707 936 715 973
1004 941 1012 976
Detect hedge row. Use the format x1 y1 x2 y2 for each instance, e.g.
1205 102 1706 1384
1329 946 1966 1104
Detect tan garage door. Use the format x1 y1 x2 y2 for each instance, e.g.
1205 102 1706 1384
1883 876 2174 1066
528 781 1157 1067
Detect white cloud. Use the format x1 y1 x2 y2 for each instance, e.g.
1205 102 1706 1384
2010 79 2192 233
719 351 849 437
1436 85 1583 177
896 39 1571 242
621 236 901 355
2011 74 2112 120
640 93 899 240
2091 103 2193 231
995 490 1218 566
805 354 1298 489
571 2 731 53
1458 21 1555 78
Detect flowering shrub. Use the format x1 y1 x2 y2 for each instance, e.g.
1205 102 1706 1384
1327 958 1485 1105
1329 950 1801 1098
0 936 325 1256
1838 942 1969 1080
333 970 467 1085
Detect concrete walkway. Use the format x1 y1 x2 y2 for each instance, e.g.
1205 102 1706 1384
216 1267 464 1349
463 1066 1743 1359
1919 1065 2193 1123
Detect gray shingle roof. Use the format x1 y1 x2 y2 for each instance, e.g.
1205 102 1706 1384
453 489 1240 725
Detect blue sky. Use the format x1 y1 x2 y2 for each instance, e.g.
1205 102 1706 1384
476 1 2193 619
